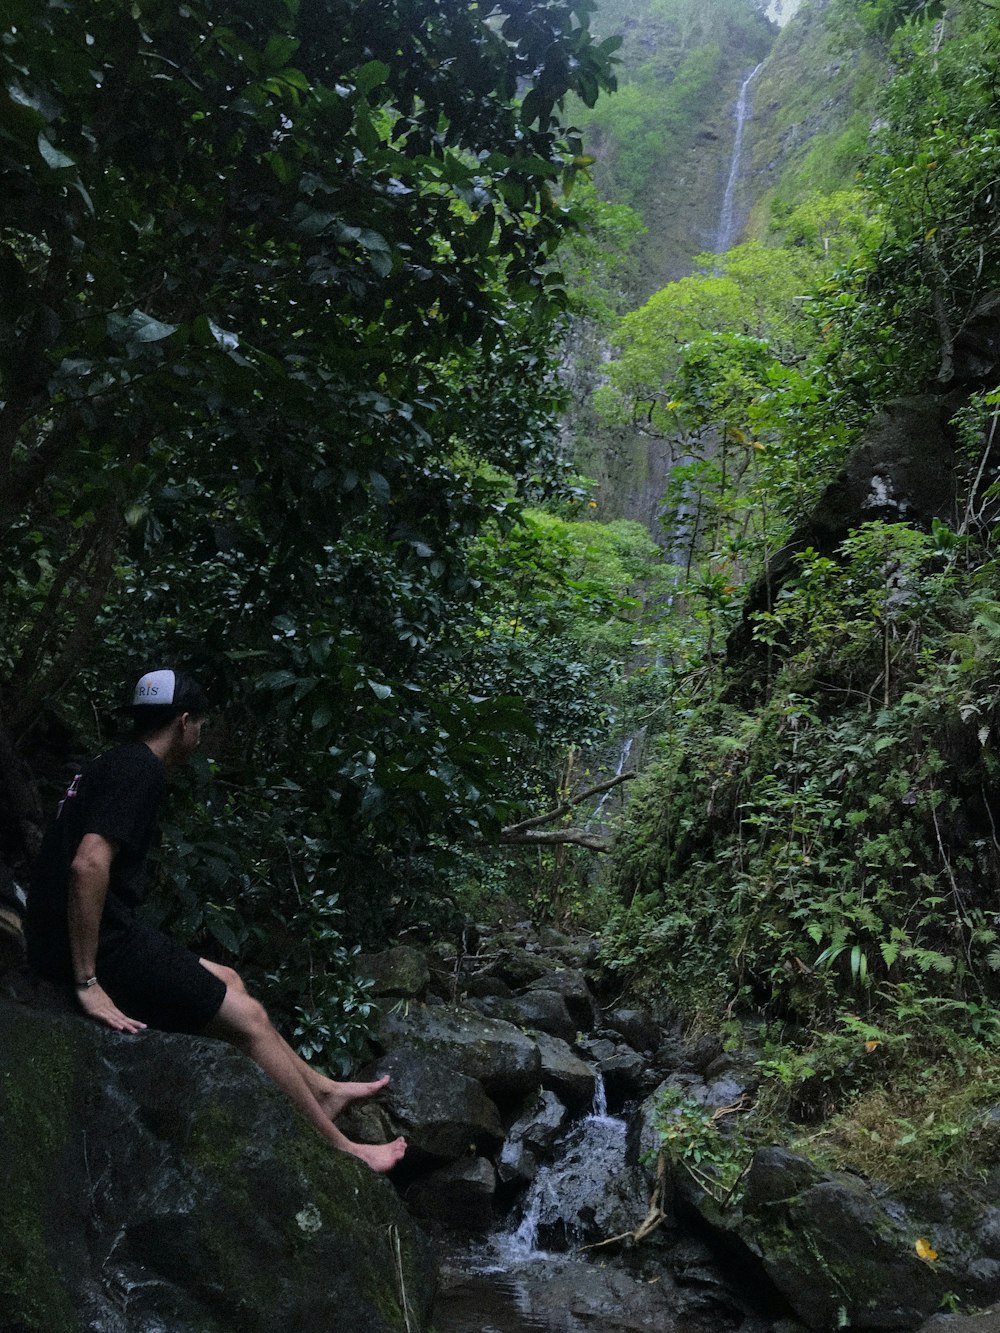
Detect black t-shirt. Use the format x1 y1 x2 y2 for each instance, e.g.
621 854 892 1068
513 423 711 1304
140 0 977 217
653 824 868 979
27 742 167 954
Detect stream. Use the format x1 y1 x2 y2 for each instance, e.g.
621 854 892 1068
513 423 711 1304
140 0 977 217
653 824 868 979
431 1083 746 1333
432 1085 653 1333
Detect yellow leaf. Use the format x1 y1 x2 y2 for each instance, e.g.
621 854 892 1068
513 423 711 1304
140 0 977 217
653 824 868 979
865 1040 880 1053
752 441 765 451
665 400 682 410
915 1238 938 1262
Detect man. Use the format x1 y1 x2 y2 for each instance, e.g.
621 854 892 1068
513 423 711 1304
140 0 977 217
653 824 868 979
26 668 406 1173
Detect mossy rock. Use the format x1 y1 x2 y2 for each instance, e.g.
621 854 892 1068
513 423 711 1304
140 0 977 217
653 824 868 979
0 997 436 1332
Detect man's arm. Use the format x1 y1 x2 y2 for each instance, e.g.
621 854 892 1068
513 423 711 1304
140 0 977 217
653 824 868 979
68 833 146 1034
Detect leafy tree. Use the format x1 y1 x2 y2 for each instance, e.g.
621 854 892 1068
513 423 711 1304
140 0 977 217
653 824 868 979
0 0 623 1056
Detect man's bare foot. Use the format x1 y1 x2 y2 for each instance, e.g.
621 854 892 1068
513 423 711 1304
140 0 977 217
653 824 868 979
343 1135 407 1173
320 1074 391 1122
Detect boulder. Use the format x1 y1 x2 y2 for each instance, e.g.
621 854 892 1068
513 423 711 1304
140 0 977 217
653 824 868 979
0 996 436 1333
680 1147 946 1330
534 1031 598 1113
485 945 554 989
405 1156 496 1232
378 1003 541 1102
457 973 512 1000
526 968 596 1028
497 1091 570 1188
357 945 430 1000
604 1007 660 1054
599 1044 655 1108
466 989 577 1044
367 1047 504 1164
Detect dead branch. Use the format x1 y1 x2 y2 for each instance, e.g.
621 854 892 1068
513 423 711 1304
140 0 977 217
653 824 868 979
498 828 613 851
578 1150 670 1253
501 770 637 836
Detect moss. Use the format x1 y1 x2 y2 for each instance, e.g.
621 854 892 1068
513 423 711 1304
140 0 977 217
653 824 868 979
0 1020 79 1333
187 1107 424 1331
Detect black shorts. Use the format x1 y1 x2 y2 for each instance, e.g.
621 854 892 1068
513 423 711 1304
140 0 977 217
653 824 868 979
97 922 228 1034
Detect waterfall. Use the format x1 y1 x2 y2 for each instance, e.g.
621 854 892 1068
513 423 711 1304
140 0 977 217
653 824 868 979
495 1087 627 1265
715 62 763 255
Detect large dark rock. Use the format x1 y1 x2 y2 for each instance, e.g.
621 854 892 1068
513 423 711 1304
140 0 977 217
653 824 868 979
0 997 435 1333
378 1003 541 1103
497 1090 570 1188
405 1156 496 1232
463 988 578 1044
368 1047 504 1164
534 1031 598 1113
604 1007 660 1054
356 945 430 1000
680 1147 947 1330
525 967 596 1028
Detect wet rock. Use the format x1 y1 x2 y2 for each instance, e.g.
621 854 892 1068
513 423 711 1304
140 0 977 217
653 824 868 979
486 945 553 989
604 1007 660 1054
626 1083 666 1191
368 1048 504 1164
497 1090 570 1188
379 1003 541 1103
457 972 512 1000
576 1035 617 1064
526 968 596 1029
534 1031 598 1113
600 1044 655 1108
703 1046 762 1089
683 1148 946 1329
917 1310 1000 1333
0 997 435 1333
678 1032 723 1074
527 1115 635 1249
357 944 430 999
465 989 577 1044
406 1155 496 1232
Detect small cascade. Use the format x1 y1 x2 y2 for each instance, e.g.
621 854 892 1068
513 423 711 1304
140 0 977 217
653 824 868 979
494 1075 626 1267
589 738 635 827
715 62 763 255
590 1069 608 1119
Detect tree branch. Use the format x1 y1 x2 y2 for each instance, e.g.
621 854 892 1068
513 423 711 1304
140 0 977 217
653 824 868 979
498 827 614 851
501 770 637 836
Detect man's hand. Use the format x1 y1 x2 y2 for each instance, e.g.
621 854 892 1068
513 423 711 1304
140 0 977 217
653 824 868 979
76 982 147 1034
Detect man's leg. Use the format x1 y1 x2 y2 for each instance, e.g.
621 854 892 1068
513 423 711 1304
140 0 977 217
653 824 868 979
200 961 406 1173
200 961 389 1118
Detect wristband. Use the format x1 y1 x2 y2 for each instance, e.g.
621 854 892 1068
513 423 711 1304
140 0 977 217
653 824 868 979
75 976 99 989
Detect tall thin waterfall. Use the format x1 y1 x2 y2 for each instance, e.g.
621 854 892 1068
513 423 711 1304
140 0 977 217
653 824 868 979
715 62 763 254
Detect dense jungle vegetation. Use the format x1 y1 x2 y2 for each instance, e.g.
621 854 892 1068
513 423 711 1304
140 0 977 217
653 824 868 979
5 0 1000 1195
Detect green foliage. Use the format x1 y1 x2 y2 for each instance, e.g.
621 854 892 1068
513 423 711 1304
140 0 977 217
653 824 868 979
577 0 773 209
0 0 629 1056
653 1085 754 1203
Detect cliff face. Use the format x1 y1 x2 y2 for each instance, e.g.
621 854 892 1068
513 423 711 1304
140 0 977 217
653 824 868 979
745 0 883 228
0 987 436 1333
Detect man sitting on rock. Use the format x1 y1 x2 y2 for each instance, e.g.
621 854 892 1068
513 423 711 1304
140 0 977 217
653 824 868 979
25 668 405 1174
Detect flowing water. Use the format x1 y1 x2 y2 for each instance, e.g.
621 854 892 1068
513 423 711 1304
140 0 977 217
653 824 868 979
432 1084 654 1333
715 63 764 256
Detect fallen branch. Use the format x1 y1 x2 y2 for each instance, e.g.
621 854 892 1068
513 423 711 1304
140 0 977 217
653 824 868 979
577 1150 670 1253
497 770 638 851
